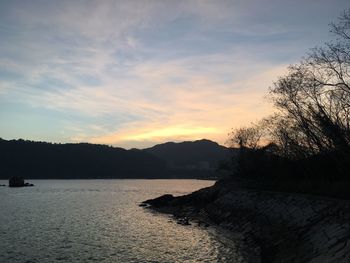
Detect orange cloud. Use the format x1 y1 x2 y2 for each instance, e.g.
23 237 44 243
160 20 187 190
80 64 284 147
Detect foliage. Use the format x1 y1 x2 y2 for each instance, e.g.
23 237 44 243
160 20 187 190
228 125 263 149
267 9 350 158
228 10 350 198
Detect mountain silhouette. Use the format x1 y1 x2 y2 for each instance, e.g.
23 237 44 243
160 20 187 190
144 139 232 175
0 138 166 179
0 138 232 179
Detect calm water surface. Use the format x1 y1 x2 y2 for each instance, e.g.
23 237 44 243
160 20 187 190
0 180 241 262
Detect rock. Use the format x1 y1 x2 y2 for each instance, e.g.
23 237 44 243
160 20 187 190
9 177 34 187
9 176 25 187
145 180 350 262
143 194 175 207
0 184 6 187
177 217 191 225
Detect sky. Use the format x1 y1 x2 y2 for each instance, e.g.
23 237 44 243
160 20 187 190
0 0 349 148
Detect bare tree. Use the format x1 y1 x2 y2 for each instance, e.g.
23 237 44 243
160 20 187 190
330 9 350 41
229 125 262 150
268 9 350 158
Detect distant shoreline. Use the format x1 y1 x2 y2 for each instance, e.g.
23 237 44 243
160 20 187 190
0 138 230 181
0 178 217 180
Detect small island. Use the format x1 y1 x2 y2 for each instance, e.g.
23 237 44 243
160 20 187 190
8 176 34 187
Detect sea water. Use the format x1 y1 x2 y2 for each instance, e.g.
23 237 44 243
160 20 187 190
0 179 242 262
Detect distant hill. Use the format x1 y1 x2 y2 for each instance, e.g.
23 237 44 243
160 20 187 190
0 138 234 179
144 139 232 175
0 139 166 179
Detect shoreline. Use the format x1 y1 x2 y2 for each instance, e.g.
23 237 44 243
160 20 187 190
143 179 350 262
146 199 261 262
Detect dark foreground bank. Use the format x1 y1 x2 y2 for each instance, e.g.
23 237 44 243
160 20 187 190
143 179 350 263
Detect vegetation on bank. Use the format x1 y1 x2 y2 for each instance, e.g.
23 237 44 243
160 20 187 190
228 10 350 199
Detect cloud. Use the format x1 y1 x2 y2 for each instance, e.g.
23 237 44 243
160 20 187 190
0 0 349 147
64 61 286 147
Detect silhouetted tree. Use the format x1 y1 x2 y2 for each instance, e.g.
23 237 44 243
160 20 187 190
229 125 262 150
227 10 350 198
268 9 350 158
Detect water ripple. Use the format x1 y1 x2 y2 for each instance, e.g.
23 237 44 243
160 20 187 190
0 179 242 262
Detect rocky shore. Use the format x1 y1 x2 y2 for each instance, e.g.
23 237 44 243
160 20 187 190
142 179 350 262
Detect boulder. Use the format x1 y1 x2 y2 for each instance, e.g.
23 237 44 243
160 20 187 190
9 176 25 187
177 217 191 225
9 177 34 187
143 194 175 207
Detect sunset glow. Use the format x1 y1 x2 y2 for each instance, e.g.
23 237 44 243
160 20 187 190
0 0 348 148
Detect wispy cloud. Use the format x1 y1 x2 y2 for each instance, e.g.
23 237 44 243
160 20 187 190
0 0 348 147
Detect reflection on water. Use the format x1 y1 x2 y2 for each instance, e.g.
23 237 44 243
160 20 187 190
0 180 242 262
